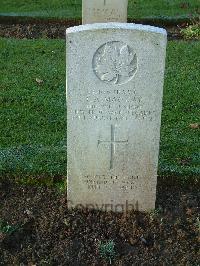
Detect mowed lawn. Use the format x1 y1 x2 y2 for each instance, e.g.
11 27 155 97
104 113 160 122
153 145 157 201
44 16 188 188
0 38 199 180
0 0 199 19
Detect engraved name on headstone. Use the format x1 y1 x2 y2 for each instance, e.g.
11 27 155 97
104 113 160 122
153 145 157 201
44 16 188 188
66 23 167 212
82 0 128 24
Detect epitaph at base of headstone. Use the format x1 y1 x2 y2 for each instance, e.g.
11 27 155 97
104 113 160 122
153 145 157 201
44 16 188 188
66 23 167 212
82 0 128 24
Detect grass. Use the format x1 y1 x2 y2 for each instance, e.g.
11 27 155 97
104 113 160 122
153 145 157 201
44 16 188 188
181 17 200 40
0 220 20 234
0 0 199 20
159 40 200 178
0 38 199 181
0 39 66 178
99 240 116 264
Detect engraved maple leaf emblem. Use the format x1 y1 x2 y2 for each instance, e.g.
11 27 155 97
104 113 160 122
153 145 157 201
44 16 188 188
94 43 137 85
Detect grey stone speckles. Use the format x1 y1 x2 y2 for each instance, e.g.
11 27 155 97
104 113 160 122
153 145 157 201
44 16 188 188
66 23 167 212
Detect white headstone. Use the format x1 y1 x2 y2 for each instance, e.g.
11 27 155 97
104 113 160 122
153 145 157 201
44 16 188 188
66 23 167 212
82 0 128 24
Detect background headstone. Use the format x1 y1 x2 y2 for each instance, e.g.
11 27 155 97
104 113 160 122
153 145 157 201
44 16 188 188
66 23 167 212
82 0 128 24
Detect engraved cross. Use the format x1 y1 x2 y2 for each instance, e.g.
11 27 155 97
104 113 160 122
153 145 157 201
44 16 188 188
104 0 106 5
98 125 128 170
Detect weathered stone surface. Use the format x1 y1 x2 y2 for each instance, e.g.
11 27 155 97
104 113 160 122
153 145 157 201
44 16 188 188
66 23 167 212
82 0 128 24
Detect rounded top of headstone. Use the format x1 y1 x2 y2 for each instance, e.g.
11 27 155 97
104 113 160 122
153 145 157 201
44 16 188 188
66 23 167 36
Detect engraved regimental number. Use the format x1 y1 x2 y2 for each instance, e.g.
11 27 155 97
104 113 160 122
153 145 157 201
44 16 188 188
93 41 137 85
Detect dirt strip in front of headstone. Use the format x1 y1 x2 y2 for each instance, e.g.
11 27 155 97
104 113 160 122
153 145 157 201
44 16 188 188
0 178 199 265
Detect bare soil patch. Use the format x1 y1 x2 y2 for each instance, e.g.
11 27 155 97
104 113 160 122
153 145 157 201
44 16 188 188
0 178 199 265
0 19 186 40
